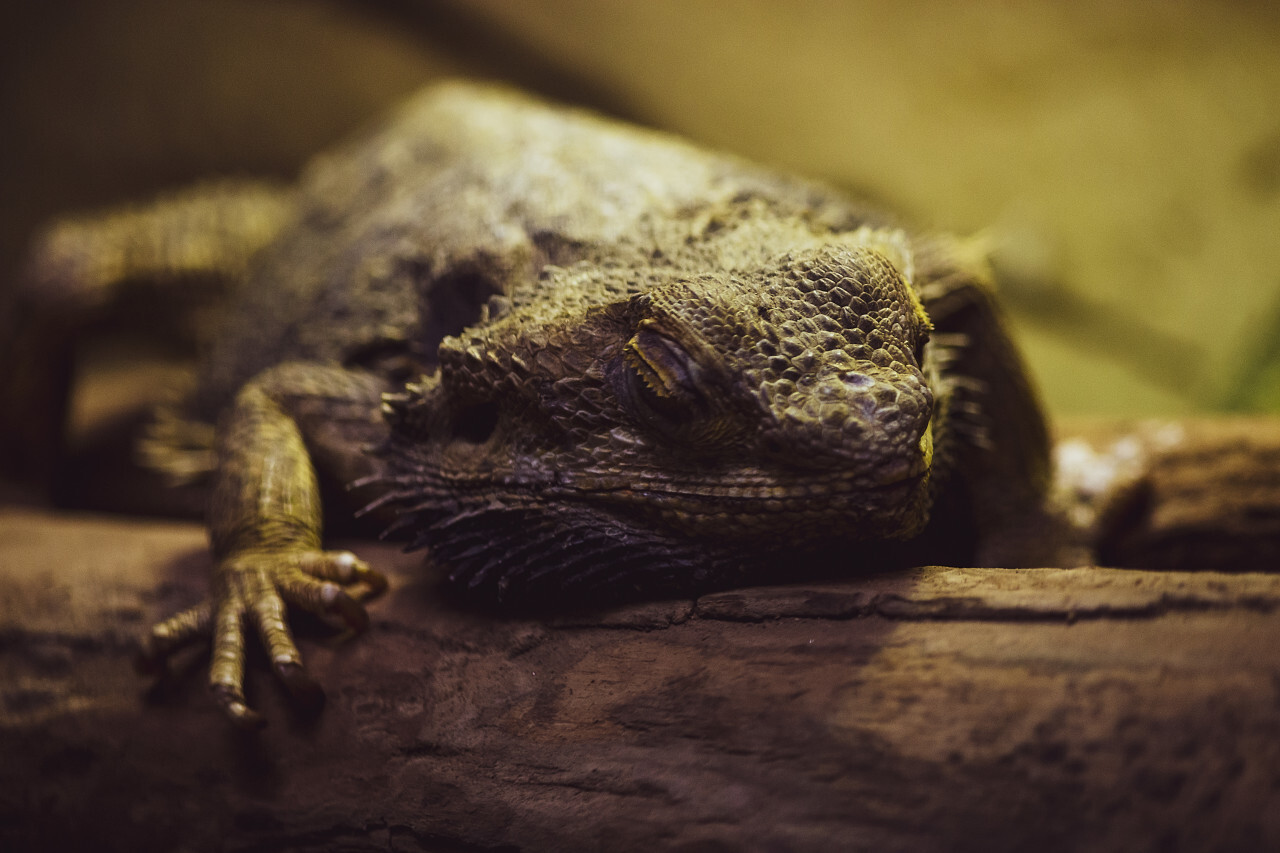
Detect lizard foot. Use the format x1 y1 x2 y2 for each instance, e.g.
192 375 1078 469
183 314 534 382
136 549 386 729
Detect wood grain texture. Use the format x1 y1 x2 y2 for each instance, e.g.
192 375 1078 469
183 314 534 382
1056 417 1280 572
2 488 1279 851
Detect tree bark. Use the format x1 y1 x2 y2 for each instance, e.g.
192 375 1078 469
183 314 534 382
1055 416 1280 571
2 418 1279 852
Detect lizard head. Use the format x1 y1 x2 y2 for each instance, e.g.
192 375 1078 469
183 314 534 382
375 234 938 599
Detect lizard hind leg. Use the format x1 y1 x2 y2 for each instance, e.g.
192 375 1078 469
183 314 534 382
135 392 219 485
1 180 296 492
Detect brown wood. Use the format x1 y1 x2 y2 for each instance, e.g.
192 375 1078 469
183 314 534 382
1055 416 1280 571
2 418 1280 852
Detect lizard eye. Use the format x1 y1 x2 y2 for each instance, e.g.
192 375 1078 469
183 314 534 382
620 327 703 432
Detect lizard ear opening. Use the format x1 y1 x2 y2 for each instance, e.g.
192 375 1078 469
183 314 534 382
451 400 499 444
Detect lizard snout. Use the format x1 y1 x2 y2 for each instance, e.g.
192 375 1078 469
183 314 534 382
761 368 934 483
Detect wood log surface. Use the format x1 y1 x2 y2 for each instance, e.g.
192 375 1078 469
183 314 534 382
2 418 1279 852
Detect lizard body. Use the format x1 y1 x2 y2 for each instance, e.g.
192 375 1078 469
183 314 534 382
19 82 1060 725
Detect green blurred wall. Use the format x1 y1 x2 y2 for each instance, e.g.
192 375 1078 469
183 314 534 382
5 0 1279 417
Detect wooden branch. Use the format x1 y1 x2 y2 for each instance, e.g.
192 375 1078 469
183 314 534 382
4 414 1280 853
1055 416 1280 571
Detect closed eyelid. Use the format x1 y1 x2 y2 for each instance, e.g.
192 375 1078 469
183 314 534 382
623 327 702 399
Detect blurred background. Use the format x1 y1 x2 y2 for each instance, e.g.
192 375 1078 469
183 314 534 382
2 0 1279 508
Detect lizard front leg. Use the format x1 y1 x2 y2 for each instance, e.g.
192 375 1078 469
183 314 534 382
138 364 389 728
913 238 1080 567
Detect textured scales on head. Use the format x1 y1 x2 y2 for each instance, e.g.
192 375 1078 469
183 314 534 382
369 210 940 604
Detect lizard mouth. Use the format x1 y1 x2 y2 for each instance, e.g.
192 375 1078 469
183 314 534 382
564 463 930 507
562 467 933 544
566 422 934 504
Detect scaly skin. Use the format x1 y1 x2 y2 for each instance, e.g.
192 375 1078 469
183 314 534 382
22 83 1062 725
374 219 945 601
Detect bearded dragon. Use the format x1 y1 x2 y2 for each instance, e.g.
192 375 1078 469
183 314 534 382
15 82 1062 726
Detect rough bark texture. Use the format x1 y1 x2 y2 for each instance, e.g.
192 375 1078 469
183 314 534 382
2 419 1280 852
1061 418 1280 572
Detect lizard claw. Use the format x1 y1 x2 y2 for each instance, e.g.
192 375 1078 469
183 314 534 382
134 600 213 677
140 547 385 727
274 660 326 716
317 582 370 633
212 683 267 731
